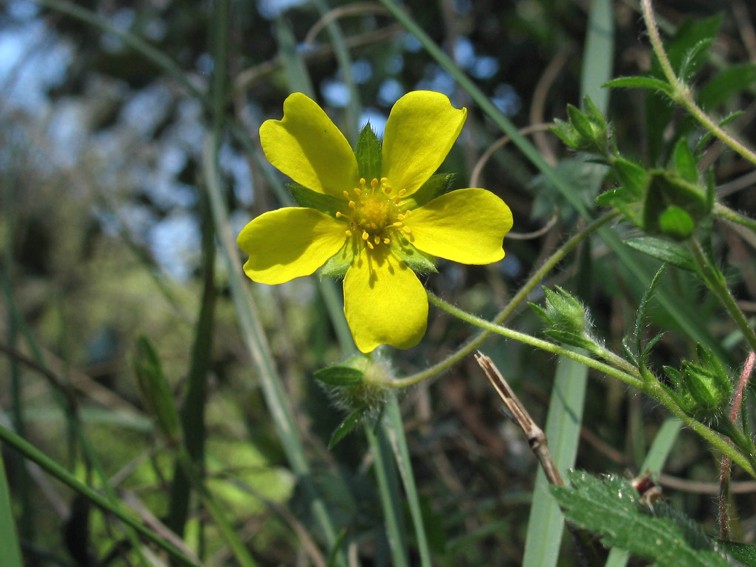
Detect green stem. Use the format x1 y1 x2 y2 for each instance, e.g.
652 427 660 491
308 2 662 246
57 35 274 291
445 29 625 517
714 202 756 233
386 293 644 390
689 240 756 354
641 379 755 477
640 0 756 167
391 211 619 387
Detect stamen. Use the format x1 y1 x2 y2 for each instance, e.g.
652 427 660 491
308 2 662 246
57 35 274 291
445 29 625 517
342 190 350 200
374 235 380 245
367 241 374 250
383 238 390 244
335 211 344 218
353 188 362 196
370 178 378 188
361 231 369 241
344 229 352 237
348 201 356 209
402 226 412 234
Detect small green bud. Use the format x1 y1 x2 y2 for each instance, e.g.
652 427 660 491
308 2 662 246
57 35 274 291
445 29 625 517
532 287 587 334
643 169 710 240
315 353 393 416
664 345 732 418
553 97 611 156
531 287 600 352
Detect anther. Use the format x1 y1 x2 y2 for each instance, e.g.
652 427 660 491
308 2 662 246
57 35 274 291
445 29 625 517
345 229 352 237
374 235 381 245
348 201 356 209
367 241 374 250
370 178 378 188
361 231 369 241
383 238 390 244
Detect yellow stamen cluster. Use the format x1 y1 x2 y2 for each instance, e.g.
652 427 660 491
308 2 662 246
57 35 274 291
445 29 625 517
336 177 412 250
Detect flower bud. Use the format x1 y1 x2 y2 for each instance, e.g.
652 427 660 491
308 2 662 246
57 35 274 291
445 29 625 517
315 353 394 416
664 346 732 418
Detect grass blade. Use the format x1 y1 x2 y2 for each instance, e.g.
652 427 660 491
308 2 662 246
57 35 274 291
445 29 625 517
0 454 23 567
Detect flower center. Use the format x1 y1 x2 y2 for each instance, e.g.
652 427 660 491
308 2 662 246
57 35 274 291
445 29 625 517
336 177 412 250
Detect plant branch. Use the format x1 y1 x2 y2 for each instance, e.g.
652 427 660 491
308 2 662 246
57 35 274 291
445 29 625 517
640 0 756 166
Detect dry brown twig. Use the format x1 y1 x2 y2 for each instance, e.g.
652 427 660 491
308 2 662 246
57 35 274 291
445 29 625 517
474 352 563 487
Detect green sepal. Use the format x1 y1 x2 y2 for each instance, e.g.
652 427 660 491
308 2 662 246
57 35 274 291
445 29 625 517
597 158 648 224
643 169 709 239
289 183 343 216
552 97 611 155
390 239 437 274
665 345 733 419
328 409 366 449
624 237 696 271
319 239 355 279
402 173 456 209
314 365 366 386
355 123 382 181
544 329 600 352
671 138 699 184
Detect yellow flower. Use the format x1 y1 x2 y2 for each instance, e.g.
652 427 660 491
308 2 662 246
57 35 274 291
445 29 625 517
237 91 513 353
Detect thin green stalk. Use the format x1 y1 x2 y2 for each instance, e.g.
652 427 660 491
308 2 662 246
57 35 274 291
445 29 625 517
392 212 619 387
0 424 200 566
640 0 756 166
714 202 756 233
405 293 643 390
689 239 756 354
641 378 755 477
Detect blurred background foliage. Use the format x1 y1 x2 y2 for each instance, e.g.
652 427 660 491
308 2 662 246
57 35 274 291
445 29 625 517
0 0 754 565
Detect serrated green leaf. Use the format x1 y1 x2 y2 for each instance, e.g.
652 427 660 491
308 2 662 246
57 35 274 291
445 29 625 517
717 540 756 566
314 365 365 386
552 471 731 567
625 237 696 271
328 409 365 448
604 76 674 96
355 124 382 181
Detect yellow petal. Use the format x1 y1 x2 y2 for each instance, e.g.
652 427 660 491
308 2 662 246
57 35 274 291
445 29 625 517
406 189 513 264
237 207 347 284
382 91 466 196
343 248 428 353
260 93 358 197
